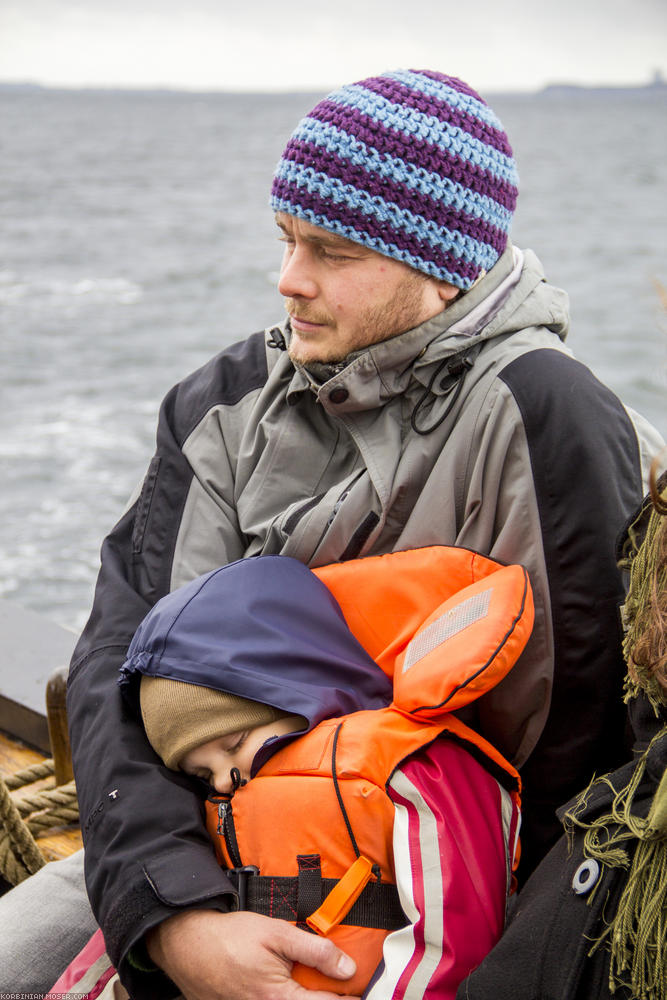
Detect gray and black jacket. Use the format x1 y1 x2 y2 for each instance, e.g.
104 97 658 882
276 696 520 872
67 244 662 998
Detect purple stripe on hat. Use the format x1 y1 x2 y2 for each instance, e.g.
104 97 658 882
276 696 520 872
290 120 513 227
280 139 509 250
382 71 512 134
274 158 507 268
412 70 486 104
308 101 518 212
313 97 514 187
357 75 514 158
271 175 484 285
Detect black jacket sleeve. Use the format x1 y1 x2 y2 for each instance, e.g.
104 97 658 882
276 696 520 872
67 335 268 998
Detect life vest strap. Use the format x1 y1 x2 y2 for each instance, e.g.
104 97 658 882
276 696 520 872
296 854 323 927
226 866 407 932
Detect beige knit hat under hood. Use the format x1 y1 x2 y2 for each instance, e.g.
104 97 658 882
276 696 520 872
140 674 303 770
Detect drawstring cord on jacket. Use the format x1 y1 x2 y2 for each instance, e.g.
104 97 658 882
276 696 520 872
410 347 479 436
230 767 246 791
267 327 287 351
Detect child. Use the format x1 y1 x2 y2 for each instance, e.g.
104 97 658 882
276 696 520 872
48 545 532 999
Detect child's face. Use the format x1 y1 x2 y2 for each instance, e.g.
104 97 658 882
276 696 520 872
180 717 301 794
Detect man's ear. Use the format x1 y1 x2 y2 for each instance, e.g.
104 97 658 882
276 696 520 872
436 279 461 305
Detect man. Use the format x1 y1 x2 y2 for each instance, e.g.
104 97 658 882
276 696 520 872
1 69 661 999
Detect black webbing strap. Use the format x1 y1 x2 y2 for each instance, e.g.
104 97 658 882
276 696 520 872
227 867 407 931
296 854 323 928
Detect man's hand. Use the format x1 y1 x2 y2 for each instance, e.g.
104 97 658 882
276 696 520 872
145 909 358 1000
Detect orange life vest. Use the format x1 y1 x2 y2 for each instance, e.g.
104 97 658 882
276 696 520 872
205 545 533 994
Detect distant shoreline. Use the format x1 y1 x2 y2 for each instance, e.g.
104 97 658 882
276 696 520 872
536 72 667 99
1 75 666 99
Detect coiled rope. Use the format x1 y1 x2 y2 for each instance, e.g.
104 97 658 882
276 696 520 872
0 758 79 886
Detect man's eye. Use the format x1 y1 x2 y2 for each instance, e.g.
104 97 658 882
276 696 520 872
320 248 350 261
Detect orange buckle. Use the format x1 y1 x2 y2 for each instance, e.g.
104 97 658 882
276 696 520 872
306 855 375 937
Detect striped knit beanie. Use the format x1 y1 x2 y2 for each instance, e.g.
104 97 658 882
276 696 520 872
270 69 519 291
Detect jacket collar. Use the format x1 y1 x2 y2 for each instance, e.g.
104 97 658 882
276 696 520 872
283 245 555 413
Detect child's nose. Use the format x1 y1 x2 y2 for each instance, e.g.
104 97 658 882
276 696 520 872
211 768 234 795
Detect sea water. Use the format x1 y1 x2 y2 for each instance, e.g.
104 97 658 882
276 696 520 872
0 87 665 630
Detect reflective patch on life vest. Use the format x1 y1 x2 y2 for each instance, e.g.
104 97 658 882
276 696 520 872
402 588 493 673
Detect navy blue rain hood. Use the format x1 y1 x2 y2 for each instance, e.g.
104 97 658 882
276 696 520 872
119 556 393 738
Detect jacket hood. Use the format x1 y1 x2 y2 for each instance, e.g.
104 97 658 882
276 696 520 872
119 555 393 742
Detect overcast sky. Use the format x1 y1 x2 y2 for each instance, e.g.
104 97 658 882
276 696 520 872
2 0 666 93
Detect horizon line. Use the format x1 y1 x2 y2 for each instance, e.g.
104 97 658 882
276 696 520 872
0 72 666 98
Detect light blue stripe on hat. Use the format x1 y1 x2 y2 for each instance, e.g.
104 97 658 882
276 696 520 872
274 160 501 271
381 70 509 135
290 118 514 228
271 194 476 288
327 84 518 186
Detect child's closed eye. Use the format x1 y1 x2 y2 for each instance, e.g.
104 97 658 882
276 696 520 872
228 731 249 754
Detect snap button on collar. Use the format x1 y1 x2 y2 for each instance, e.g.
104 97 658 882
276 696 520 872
329 387 349 404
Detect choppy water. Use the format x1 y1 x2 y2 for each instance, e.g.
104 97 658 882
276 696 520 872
1 87 665 631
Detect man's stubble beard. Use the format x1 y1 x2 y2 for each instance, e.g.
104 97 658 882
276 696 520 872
285 270 438 366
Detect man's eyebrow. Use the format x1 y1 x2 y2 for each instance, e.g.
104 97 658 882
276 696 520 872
275 216 362 252
310 231 361 250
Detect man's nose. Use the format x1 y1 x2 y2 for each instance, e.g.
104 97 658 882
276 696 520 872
277 246 318 300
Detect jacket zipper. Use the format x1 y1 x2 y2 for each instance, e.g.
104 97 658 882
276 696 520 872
217 799 243 868
326 489 351 528
308 470 366 557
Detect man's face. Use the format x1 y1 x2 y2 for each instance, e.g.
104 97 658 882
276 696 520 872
276 213 458 366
